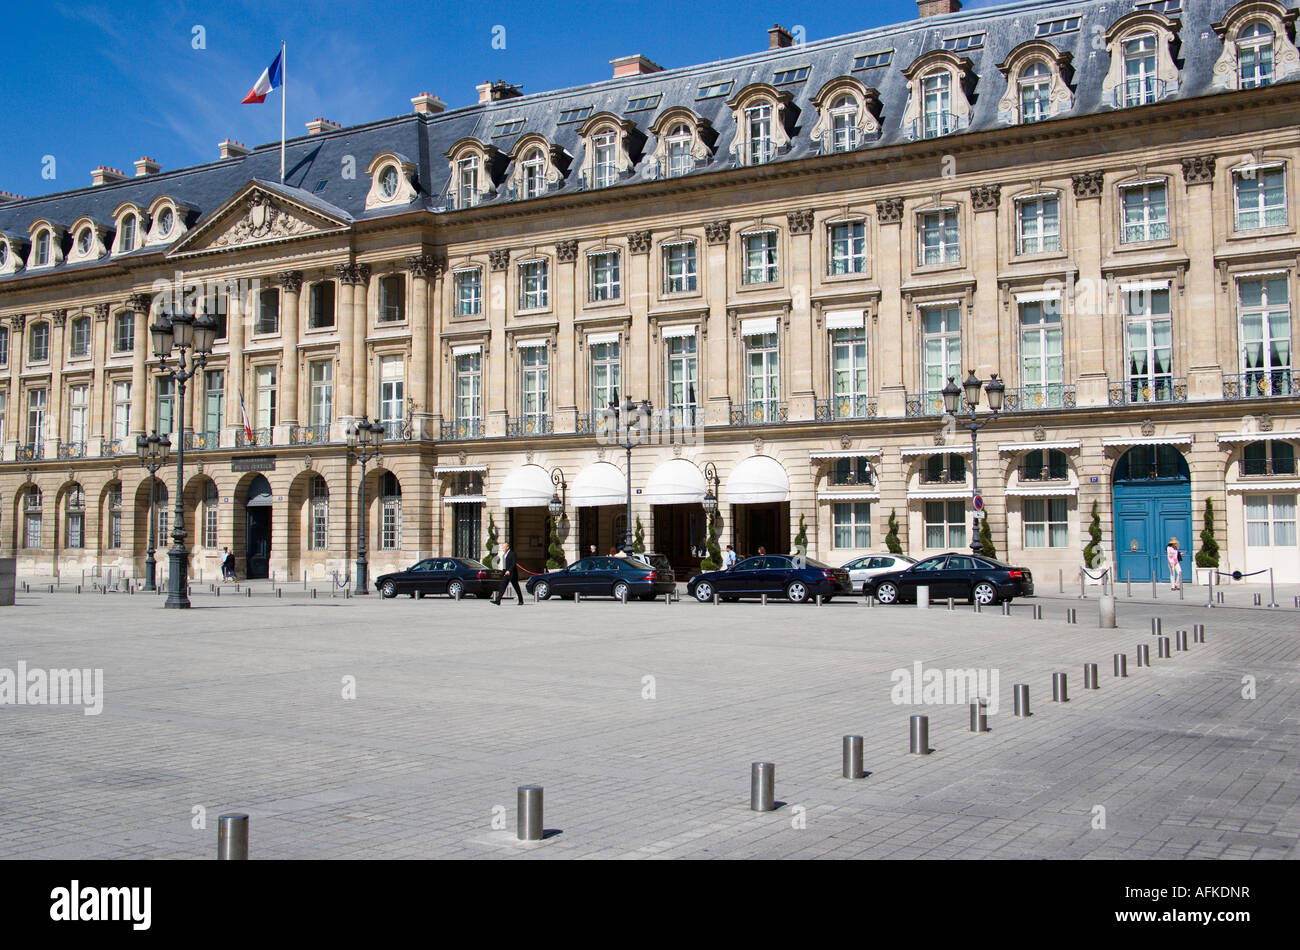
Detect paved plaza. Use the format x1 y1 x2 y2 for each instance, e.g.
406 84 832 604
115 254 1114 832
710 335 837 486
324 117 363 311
1 579 1298 860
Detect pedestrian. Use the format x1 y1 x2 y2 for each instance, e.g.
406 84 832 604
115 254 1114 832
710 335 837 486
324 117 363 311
757 546 767 557
588 544 597 556
493 541 523 606
723 544 737 569
1167 537 1182 591
220 546 235 582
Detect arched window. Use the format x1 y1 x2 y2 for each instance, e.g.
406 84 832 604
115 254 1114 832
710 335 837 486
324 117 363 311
379 473 401 550
1115 444 1186 480
309 475 328 550
923 453 966 484
1238 21 1275 88
744 102 774 164
65 484 85 549
1019 61 1051 123
457 155 480 208
1243 440 1296 476
830 95 859 151
203 481 219 548
23 487 42 548
667 124 693 176
1020 449 1069 481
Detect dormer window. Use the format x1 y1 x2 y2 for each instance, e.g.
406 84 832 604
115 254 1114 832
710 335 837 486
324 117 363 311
830 96 858 151
1213 2 1300 91
649 109 714 179
457 156 480 208
745 104 773 164
592 132 618 188
576 115 642 190
157 206 175 237
367 152 421 210
121 215 136 252
811 78 880 154
521 148 545 198
1019 62 1051 123
667 125 692 176
921 72 952 138
1238 21 1275 87
726 85 794 167
380 165 399 199
1123 33 1159 105
1103 11 1181 108
35 230 50 267
76 229 92 255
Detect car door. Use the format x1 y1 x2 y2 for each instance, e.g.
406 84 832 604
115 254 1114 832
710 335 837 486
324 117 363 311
763 555 794 592
941 555 976 598
904 555 948 597
407 559 436 595
722 557 764 594
431 559 458 594
554 558 590 595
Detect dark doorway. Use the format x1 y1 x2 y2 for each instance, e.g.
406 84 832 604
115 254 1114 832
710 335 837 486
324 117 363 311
245 474 273 579
732 502 789 558
653 503 706 578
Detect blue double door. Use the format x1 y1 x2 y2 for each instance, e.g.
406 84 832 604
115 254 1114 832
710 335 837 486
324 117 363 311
1114 481 1192 583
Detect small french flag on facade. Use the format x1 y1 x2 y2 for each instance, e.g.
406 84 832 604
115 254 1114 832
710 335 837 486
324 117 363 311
241 48 283 104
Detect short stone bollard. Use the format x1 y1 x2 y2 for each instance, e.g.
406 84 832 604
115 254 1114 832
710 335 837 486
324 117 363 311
1151 617 1162 637
1158 636 1171 658
217 813 249 860
1013 683 1030 717
1083 663 1099 690
917 585 930 609
1176 629 1188 651
909 715 930 755
1136 643 1150 666
1099 594 1116 628
842 736 864 779
517 786 544 841
1052 672 1068 703
750 762 776 811
1114 653 1128 677
247 587 252 598
974 600 982 614
1193 623 1205 643
864 594 874 608
1066 608 1077 624
969 700 988 733
311 589 317 599
574 591 582 603
276 588 282 598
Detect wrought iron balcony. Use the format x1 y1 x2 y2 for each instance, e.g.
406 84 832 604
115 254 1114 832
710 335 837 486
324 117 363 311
656 406 700 433
815 127 882 154
101 439 126 457
826 468 878 488
1222 370 1298 400
918 470 968 485
441 418 483 441
507 414 552 437
905 392 946 417
908 112 967 141
57 441 85 460
289 425 330 446
185 431 220 450
17 443 42 461
729 401 788 426
1108 378 1188 406
815 395 878 421
1003 384 1077 412
575 410 605 436
1017 463 1071 482
1113 77 1169 109
380 419 413 441
1240 458 1299 477
236 427 272 448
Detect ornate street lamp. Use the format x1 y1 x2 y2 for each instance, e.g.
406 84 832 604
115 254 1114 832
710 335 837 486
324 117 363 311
347 416 384 594
136 432 170 591
151 310 216 608
942 370 1004 556
608 397 652 554
548 468 567 520
701 461 720 518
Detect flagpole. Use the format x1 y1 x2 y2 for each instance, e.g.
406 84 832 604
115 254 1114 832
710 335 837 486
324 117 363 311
279 40 286 184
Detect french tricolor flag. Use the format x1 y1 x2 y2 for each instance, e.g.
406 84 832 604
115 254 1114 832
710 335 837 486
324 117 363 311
241 49 283 104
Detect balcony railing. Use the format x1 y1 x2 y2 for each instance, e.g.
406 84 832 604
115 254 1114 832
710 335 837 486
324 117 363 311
289 425 330 446
1241 458 1299 477
507 415 552 437
101 439 126 457
656 407 700 433
185 431 220 451
236 427 272 448
575 410 605 436
827 469 878 488
1222 370 1298 400
815 128 883 154
380 420 413 441
1113 77 1169 109
918 470 968 485
908 112 967 141
17 443 42 461
1108 378 1188 406
441 418 483 441
906 392 946 417
1003 384 1077 412
816 395 878 421
57 441 85 460
729 401 787 426
1018 464 1071 482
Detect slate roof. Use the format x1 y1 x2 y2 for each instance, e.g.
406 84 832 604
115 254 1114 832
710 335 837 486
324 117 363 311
0 0 1282 282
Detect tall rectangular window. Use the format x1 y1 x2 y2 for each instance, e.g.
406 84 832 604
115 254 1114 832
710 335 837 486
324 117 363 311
828 222 867 275
28 322 49 363
663 242 697 293
457 156 479 209
455 268 482 316
518 260 549 310
0 392 5 447
592 132 618 187
378 275 405 323
1125 287 1173 402
1121 181 1169 243
257 289 280 334
204 370 224 437
831 327 869 413
379 356 404 433
519 345 549 427
310 281 336 329
27 388 47 446
308 476 328 550
108 485 122 549
588 251 621 302
114 312 134 353
1024 497 1069 547
922 306 962 398
204 482 219 549
1238 25 1275 88
112 381 131 441
742 231 779 284
1016 196 1061 254
67 384 88 444
1238 276 1291 387
455 351 482 427
918 210 960 265
925 500 966 549
1019 301 1064 401
155 377 175 436
70 318 91 358
0 326 7 366
1019 62 1051 123
666 334 698 425
255 365 277 430
745 333 780 419
1123 33 1158 105
1234 166 1287 231
309 361 332 429
589 341 621 411
746 104 773 164
921 72 952 137
833 502 872 548
209 292 228 340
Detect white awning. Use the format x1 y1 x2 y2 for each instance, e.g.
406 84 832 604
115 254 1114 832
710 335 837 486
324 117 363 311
824 309 864 330
1227 481 1300 492
1014 290 1062 303
741 316 778 336
499 464 555 508
443 494 486 504
586 331 620 345
907 489 970 500
660 324 696 339
571 461 626 507
809 449 883 459
726 456 790 504
642 459 707 505
434 464 488 473
1006 486 1078 497
900 445 973 457
1101 435 1193 448
998 440 1082 453
514 338 548 349
451 344 481 357
817 490 880 501
1217 430 1300 443
1117 279 1171 293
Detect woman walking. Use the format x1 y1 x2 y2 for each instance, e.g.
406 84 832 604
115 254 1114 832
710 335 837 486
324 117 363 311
1166 537 1182 591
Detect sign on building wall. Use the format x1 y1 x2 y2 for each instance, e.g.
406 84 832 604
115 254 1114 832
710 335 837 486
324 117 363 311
231 456 276 473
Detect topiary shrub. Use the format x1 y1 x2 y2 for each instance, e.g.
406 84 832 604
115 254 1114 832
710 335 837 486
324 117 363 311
885 509 903 555
1196 497 1220 569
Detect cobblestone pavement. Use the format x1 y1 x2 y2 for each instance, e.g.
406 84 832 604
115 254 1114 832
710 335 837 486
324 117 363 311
1 580 1297 860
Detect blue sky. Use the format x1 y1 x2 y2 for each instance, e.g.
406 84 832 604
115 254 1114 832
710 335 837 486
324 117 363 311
4 0 1007 199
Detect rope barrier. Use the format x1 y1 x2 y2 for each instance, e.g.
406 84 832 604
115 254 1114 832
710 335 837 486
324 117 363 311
1080 566 1111 581
1214 568 1270 578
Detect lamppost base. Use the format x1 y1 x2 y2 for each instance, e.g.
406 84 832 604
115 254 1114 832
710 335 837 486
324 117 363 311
144 554 156 592
355 558 370 595
164 547 191 609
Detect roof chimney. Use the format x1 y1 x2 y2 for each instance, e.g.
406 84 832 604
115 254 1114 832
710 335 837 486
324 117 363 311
305 117 342 135
769 24 794 49
411 92 447 115
610 54 664 78
0 191 26 203
134 156 160 177
918 0 962 18
476 80 523 104
91 166 129 186
219 139 251 159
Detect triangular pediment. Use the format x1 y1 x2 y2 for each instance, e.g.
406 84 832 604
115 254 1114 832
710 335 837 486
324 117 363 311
167 179 352 258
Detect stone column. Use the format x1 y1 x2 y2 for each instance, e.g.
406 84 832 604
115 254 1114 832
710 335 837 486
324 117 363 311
1070 170 1107 407
1181 155 1220 400
406 254 437 440
351 264 371 418
703 220 730 426
969 185 1002 380
486 249 510 438
874 198 907 417
225 287 246 447
90 304 109 449
555 239 579 430
46 310 67 457
786 209 816 421
627 228 653 412
277 271 303 433
128 293 151 436
3 315 23 460
333 263 357 430
427 255 446 434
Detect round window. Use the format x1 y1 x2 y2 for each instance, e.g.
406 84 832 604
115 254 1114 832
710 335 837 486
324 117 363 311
77 229 92 253
158 207 174 236
380 166 399 198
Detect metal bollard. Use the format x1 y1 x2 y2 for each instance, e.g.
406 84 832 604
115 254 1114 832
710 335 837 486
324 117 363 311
1176 629 1188 651
750 762 776 811
1066 608 1077 624
969 700 988 733
947 597 954 611
816 594 824 607
1193 623 1205 643
1179 583 1184 601
311 588 317 599
842 736 864 779
1127 570 1132 597
1079 570 1085 600
247 587 252 598
713 592 719 606
909 715 930 755
1052 672 1068 703
917 585 929 609
1253 593 1261 606
1152 576 1157 599
1099 594 1116 628
761 593 768 606
1136 643 1150 667
974 600 982 613
1113 653 1128 677
1217 591 1225 604
1013 683 1030 717
217 813 249 860
1151 617 1162 637
1001 601 1011 616
1158 636 1171 658
1032 604 1042 620
517 786 544 841
621 587 628 605
1058 568 1063 593
277 588 282 598
1083 663 1099 690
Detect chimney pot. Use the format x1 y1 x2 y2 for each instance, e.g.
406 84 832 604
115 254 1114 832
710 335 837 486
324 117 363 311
305 117 341 135
91 166 129 186
610 54 664 78
219 139 251 159
411 92 447 115
134 157 161 177
917 0 962 18
476 80 523 104
769 24 794 49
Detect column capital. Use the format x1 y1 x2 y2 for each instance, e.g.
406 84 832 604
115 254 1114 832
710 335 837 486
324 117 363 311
704 220 730 245
1071 170 1105 199
51 308 67 328
93 303 110 321
127 292 153 314
1181 154 1216 186
786 209 815 234
8 313 25 332
489 248 511 271
875 197 905 224
969 183 1001 212
278 270 304 293
627 229 652 253
555 239 579 263
405 253 444 279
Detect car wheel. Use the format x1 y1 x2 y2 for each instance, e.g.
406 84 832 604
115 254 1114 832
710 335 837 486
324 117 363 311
612 581 631 601
447 580 464 600
694 581 714 602
972 582 997 606
875 581 899 605
380 580 398 599
786 581 809 604
534 581 551 601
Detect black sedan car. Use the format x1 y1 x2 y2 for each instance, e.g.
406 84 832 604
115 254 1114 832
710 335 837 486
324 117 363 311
526 555 676 601
687 555 852 603
376 557 503 599
861 553 1034 606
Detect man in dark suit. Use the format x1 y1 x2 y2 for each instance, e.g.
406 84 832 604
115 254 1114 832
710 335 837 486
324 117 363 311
494 541 523 606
